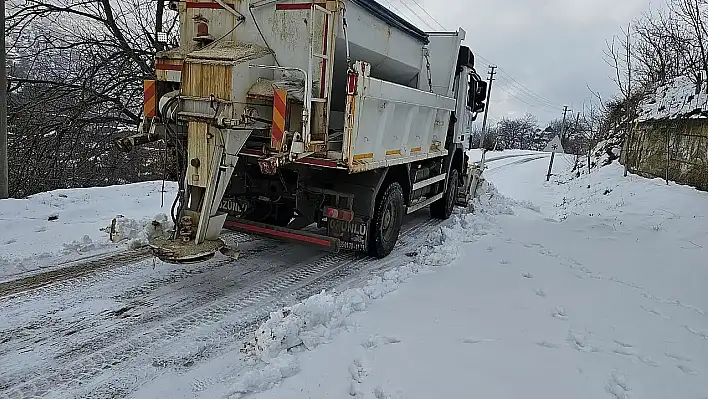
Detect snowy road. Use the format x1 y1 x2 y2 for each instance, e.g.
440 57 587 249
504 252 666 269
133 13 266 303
2 151 706 399
0 210 443 399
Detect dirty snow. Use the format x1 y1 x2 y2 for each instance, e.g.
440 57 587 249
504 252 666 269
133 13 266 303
0 181 177 280
235 152 708 399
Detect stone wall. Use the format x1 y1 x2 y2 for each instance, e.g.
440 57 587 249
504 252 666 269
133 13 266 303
622 119 708 191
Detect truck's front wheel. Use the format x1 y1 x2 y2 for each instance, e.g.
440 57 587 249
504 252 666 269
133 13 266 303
430 169 459 220
368 182 405 258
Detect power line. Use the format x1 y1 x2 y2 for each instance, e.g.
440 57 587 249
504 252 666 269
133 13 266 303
389 0 560 113
496 85 565 113
496 69 560 108
495 77 564 111
383 2 565 117
405 0 446 30
397 0 436 31
473 52 562 110
383 0 436 31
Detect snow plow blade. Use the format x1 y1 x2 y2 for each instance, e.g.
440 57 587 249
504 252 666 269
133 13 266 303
223 219 341 253
149 237 228 264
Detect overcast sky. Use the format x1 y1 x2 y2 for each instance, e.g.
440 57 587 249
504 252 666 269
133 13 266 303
385 0 658 126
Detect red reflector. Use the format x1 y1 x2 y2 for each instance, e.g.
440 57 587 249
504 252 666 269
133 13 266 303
324 206 354 222
347 74 358 95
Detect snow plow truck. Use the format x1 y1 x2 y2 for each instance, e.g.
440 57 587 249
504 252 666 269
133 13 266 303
116 0 488 263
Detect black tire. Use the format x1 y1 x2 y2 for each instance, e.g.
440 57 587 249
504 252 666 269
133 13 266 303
367 182 405 258
430 169 459 220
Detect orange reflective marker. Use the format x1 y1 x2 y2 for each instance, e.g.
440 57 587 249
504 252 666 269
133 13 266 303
272 88 287 150
144 80 157 118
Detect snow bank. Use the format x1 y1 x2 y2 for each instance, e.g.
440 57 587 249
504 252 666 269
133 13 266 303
0 181 177 279
638 75 708 120
231 181 523 397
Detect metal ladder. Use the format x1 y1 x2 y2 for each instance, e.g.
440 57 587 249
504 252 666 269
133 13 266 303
303 3 334 148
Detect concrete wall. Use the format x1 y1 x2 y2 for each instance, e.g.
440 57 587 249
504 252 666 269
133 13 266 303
623 119 708 191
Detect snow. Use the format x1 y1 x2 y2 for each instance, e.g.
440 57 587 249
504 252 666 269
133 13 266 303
638 75 708 120
2 151 708 399
236 152 708 399
0 181 177 280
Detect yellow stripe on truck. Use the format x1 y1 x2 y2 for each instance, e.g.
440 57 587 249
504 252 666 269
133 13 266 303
353 153 374 161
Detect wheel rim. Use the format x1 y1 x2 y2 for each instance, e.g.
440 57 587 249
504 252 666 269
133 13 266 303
381 200 397 243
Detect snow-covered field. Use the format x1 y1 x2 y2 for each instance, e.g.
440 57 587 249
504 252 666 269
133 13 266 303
1 151 707 399
0 182 177 280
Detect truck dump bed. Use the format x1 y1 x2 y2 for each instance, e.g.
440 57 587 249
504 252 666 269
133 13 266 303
154 0 465 174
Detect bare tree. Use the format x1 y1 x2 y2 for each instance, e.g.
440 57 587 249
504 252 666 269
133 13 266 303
4 0 179 196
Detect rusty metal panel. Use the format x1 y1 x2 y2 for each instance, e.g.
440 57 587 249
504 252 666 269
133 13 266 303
187 121 212 188
182 62 233 100
156 58 183 82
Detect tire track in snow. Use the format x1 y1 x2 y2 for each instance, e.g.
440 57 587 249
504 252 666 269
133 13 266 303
1 217 439 399
485 155 548 176
80 219 440 399
0 232 255 299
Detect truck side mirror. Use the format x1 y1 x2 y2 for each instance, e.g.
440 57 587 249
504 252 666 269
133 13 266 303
468 77 487 116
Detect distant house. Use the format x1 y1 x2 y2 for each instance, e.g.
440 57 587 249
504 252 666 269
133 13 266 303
624 75 708 191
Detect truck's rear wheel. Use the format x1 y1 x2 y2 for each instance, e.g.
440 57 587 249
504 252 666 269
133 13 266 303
430 169 459 220
368 182 404 258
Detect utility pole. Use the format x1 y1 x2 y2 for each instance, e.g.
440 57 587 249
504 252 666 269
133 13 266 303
572 112 580 169
547 106 570 182
0 0 8 199
480 65 497 144
477 65 497 181
561 106 570 141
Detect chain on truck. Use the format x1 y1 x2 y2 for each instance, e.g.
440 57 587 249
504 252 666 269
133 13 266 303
116 0 488 263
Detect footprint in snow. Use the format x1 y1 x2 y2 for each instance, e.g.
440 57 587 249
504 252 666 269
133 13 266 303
566 331 598 353
637 355 659 367
665 353 691 362
552 306 568 320
462 338 500 345
677 364 697 375
612 340 637 356
640 305 667 319
536 341 558 349
534 288 547 298
362 335 401 349
522 272 534 279
499 259 510 265
349 358 369 397
606 371 630 399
